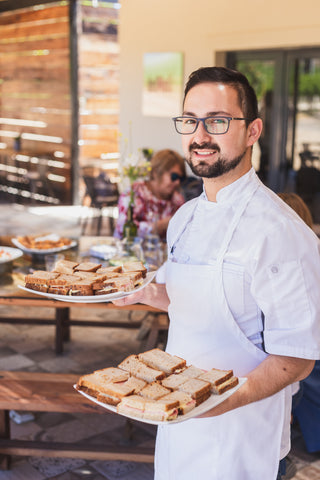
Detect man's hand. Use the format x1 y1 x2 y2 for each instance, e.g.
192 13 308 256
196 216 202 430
112 283 170 312
197 354 314 418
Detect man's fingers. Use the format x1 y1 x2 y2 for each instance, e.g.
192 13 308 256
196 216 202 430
112 291 142 306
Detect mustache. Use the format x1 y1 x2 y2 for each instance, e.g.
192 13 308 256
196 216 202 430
189 142 220 153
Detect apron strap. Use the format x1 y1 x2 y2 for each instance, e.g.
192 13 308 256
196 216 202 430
216 182 260 266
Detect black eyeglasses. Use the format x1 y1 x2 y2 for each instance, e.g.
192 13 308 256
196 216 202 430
172 116 250 135
170 172 185 182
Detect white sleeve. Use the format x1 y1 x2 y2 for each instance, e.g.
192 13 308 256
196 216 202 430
250 220 320 360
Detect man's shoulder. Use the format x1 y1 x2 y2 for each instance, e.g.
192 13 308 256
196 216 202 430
247 184 317 242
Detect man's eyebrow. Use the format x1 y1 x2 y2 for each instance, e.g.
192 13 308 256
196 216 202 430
182 111 229 117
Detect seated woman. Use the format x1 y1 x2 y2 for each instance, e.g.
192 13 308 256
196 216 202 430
114 149 186 241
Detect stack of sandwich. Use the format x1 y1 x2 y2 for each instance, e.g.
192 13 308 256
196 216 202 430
76 348 239 422
24 259 147 296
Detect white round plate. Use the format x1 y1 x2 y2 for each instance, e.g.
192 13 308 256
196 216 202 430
18 271 157 303
0 246 23 264
12 237 77 255
75 377 247 425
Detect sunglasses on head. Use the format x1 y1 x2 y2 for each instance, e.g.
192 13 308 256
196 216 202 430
170 172 185 182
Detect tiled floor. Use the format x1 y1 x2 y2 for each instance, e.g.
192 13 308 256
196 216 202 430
0 307 157 480
1 201 320 479
0 308 320 480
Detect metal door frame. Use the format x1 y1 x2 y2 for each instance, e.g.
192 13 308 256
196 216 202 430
226 47 320 192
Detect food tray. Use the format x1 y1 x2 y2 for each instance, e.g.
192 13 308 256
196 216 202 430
12 237 77 254
18 271 157 303
0 246 23 264
74 377 247 425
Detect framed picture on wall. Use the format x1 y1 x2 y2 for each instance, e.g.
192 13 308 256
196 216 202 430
142 52 184 117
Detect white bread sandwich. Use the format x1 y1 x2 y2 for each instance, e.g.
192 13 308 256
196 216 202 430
158 391 196 415
198 368 234 388
178 378 211 406
118 354 165 383
138 348 186 375
117 394 179 421
25 270 60 292
211 376 239 395
53 259 79 275
139 381 171 400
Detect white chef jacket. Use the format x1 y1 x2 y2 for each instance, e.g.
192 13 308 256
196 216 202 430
166 168 320 360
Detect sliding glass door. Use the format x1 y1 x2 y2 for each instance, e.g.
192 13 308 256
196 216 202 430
227 49 320 223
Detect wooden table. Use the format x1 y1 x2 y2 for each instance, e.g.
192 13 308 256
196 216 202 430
0 237 167 469
0 237 167 353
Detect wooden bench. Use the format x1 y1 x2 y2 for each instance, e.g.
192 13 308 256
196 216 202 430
0 370 154 470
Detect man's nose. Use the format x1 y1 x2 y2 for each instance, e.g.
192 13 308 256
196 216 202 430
192 120 212 143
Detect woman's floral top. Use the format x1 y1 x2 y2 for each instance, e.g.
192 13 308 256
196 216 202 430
114 180 185 240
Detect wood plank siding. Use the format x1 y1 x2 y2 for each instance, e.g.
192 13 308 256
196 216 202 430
0 1 120 205
78 2 120 177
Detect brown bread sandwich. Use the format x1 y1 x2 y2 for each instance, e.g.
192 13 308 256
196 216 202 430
117 394 179 422
138 348 186 375
25 271 60 293
118 355 165 383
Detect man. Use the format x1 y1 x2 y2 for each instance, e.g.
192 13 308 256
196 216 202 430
114 67 320 480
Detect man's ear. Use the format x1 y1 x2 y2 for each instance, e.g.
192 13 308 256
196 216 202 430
247 118 263 147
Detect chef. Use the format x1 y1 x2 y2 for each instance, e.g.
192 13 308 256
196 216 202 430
114 67 320 480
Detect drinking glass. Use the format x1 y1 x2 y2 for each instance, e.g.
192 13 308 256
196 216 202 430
143 234 163 271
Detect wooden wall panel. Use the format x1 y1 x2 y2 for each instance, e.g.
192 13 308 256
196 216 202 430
0 1 121 206
0 2 72 205
78 4 120 174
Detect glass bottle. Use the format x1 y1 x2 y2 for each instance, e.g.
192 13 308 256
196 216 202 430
123 203 137 240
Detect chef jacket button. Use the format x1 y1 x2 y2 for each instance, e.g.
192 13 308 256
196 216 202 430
271 266 279 274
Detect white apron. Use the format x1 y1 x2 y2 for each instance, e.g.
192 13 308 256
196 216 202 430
155 182 288 480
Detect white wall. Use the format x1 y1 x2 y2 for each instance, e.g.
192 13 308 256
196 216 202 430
119 0 320 157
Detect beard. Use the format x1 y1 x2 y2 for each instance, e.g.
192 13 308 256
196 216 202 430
186 142 247 178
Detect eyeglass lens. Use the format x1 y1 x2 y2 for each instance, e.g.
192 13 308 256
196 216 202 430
174 117 230 134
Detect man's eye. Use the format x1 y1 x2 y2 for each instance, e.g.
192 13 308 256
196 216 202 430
207 117 226 125
184 118 197 125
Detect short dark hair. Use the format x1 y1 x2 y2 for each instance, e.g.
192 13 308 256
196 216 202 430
184 67 259 125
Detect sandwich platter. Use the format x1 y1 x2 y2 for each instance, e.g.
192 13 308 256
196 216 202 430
74 377 247 425
12 236 77 254
0 246 23 274
18 270 157 303
0 246 23 264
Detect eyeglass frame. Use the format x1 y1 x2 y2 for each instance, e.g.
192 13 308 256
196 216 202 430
172 115 252 135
